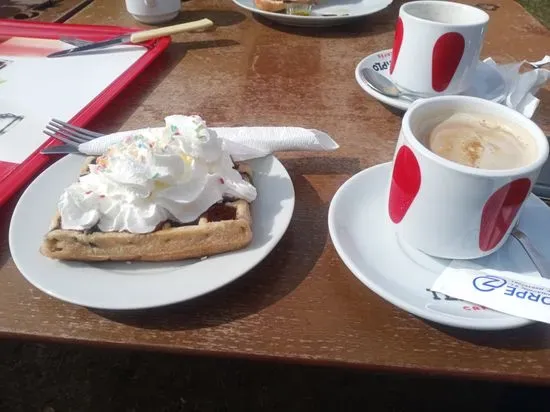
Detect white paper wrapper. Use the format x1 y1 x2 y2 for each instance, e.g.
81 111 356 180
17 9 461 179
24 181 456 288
484 55 550 119
432 260 550 324
78 126 339 159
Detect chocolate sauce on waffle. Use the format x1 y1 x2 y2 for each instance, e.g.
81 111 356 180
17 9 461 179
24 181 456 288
205 203 237 221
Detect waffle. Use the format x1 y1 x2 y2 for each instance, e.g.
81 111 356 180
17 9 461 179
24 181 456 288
40 157 254 262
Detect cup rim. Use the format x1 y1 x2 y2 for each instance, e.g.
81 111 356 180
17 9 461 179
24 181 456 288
401 1 489 28
403 96 550 178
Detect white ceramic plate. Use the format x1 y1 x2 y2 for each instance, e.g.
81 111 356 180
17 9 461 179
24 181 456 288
328 162 546 330
9 154 295 310
355 49 507 111
232 0 393 27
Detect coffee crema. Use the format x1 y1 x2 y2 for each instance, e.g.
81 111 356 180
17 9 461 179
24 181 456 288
425 112 537 170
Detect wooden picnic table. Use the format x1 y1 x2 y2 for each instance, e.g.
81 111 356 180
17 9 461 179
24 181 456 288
1 0 550 384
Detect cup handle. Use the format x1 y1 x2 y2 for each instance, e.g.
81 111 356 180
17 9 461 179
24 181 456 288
144 0 156 7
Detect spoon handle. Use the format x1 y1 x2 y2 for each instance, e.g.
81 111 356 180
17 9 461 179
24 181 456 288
512 228 550 280
400 93 418 102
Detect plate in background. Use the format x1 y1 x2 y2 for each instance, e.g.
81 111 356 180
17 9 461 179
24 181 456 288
232 0 393 27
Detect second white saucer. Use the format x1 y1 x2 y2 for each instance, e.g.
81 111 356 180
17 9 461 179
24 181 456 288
355 49 507 111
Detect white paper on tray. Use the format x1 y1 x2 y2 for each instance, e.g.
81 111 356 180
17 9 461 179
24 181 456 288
0 38 147 164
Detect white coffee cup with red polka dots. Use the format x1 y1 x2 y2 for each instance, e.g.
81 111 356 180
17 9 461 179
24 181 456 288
389 1 489 97
388 96 549 260
125 0 180 24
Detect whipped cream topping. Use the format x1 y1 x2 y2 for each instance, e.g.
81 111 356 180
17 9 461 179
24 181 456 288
58 115 257 234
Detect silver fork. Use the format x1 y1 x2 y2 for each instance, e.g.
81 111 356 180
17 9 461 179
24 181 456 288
59 37 93 47
42 119 104 153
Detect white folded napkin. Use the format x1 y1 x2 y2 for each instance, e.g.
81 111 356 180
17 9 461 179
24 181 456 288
484 56 550 119
78 126 339 160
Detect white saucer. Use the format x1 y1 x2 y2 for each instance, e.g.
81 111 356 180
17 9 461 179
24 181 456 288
9 154 295 310
232 0 393 27
327 162 550 330
355 49 507 111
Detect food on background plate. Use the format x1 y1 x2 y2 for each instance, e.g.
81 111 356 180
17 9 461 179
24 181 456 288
40 115 257 262
254 0 317 15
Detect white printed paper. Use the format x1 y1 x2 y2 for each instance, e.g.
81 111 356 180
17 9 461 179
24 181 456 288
432 260 550 324
0 37 146 164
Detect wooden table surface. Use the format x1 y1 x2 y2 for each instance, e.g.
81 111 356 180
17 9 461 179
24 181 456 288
2 0 550 384
1 0 91 22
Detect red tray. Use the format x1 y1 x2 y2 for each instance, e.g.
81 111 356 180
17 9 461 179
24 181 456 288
0 19 171 206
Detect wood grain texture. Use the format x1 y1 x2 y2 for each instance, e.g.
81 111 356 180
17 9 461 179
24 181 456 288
1 0 550 383
1 0 92 22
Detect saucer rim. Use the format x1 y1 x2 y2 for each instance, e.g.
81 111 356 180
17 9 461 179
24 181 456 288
354 50 507 111
328 162 535 330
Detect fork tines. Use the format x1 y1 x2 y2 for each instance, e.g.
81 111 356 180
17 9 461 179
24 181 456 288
43 119 103 147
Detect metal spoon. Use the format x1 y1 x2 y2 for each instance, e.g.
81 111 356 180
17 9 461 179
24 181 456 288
360 68 418 101
511 228 550 280
527 55 550 69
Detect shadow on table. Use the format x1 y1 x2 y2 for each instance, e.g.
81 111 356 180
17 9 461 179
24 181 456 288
532 89 550 131
176 9 247 27
254 0 404 38
0 195 18 269
429 321 550 350
380 101 405 117
85 39 238 133
282 155 361 176
93 156 361 331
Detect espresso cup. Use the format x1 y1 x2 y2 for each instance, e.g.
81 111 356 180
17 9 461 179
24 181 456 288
389 1 489 97
387 96 549 260
125 0 181 24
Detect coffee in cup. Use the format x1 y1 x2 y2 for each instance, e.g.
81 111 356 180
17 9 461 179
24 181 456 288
423 112 538 170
